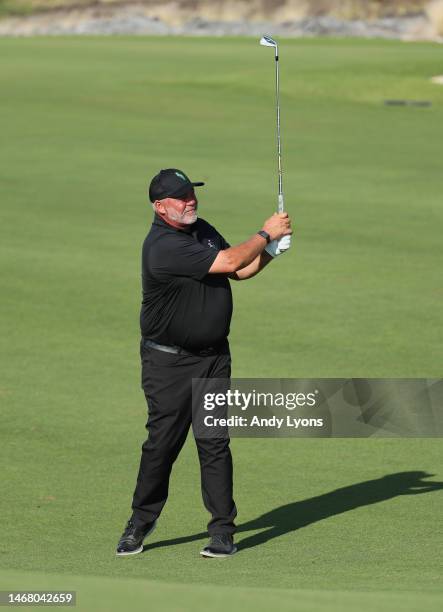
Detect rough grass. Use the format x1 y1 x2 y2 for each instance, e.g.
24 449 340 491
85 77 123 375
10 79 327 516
0 0 31 16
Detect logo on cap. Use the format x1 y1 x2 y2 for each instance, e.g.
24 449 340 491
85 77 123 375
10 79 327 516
175 172 186 181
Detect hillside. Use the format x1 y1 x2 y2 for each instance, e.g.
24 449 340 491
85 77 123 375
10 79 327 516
1 0 442 38
0 0 433 20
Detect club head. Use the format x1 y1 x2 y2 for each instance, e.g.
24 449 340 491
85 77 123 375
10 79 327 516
260 35 277 48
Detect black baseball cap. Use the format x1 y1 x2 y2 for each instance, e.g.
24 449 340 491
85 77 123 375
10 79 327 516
148 168 205 202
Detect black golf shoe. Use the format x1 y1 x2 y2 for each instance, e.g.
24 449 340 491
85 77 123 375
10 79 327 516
116 518 157 556
200 534 237 558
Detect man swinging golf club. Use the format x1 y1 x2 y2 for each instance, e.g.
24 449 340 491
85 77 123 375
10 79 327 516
116 36 292 559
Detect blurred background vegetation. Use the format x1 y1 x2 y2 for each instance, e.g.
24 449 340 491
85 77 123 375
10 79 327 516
0 0 435 19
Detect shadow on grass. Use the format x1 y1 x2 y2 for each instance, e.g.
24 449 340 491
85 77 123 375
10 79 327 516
143 471 443 553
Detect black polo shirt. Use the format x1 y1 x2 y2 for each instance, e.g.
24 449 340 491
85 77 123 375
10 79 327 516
140 215 233 351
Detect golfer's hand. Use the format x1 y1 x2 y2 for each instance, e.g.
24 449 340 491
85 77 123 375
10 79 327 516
265 235 292 258
262 212 292 241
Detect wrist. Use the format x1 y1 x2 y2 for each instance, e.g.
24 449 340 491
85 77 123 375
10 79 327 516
257 230 271 244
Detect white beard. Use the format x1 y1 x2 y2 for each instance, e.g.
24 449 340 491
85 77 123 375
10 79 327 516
167 207 198 225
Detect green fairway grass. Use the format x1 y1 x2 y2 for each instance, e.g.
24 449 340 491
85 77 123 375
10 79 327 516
1 37 442 611
1 569 442 612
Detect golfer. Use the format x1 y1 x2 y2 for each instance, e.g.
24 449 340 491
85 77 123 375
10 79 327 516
116 168 292 558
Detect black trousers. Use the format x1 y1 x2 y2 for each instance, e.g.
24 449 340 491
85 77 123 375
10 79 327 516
131 340 237 536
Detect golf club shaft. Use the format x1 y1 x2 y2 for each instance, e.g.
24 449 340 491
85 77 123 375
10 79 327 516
275 49 284 212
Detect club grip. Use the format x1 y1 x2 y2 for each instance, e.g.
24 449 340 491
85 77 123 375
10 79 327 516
278 193 284 213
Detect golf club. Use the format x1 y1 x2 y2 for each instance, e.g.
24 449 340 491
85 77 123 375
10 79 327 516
260 35 284 215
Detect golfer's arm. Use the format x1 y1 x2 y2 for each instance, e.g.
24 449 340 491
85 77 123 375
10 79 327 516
228 252 273 281
208 235 266 275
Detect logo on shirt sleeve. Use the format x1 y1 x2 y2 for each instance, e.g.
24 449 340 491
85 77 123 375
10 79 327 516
207 239 216 248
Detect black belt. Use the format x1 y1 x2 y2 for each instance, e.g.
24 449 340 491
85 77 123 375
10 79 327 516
142 338 222 357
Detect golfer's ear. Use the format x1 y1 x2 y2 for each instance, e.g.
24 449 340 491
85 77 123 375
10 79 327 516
154 200 165 215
